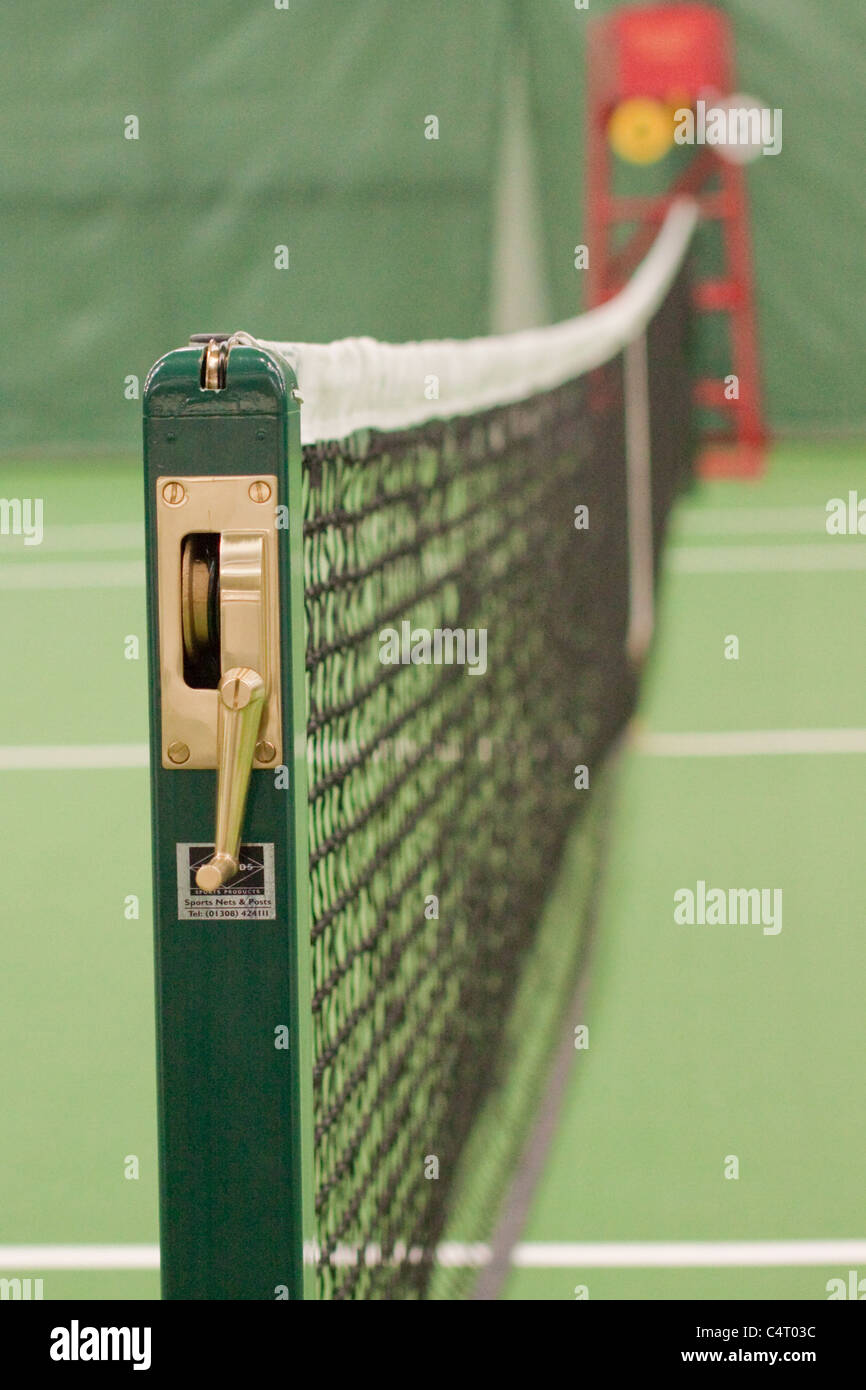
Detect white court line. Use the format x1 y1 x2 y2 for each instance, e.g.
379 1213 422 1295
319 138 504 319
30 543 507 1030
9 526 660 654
0 512 836 552
0 561 144 589
675 507 827 536
510 1241 866 1269
5 548 860 588
0 522 144 554
0 1246 160 1270
634 728 866 757
0 512 833 555
2 1240 865 1271
669 544 866 573
3 732 865 770
0 744 150 770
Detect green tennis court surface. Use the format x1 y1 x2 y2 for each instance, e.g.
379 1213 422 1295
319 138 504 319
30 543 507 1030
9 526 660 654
501 441 866 1300
0 442 862 1299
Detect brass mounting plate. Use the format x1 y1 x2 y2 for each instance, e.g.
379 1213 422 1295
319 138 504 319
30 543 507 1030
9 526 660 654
156 474 282 769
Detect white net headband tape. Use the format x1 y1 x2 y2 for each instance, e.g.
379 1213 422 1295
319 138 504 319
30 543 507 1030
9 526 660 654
242 198 698 446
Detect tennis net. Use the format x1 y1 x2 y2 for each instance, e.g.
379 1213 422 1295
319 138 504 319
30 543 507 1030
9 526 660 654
247 197 698 1298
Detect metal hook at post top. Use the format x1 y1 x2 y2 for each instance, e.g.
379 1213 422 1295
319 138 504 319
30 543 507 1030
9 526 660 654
189 331 260 393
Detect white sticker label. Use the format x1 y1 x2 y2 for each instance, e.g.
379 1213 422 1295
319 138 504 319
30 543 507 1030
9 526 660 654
176 843 276 921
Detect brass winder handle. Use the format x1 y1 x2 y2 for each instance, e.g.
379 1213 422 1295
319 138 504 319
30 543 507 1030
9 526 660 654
195 532 269 892
195 668 265 891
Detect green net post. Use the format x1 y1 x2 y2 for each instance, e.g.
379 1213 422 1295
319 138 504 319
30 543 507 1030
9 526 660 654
142 341 316 1299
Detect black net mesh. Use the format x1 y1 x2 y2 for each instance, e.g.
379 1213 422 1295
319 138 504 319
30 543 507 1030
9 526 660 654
302 261 693 1299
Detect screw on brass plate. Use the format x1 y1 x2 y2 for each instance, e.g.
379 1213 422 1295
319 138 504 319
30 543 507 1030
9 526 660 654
255 740 276 763
162 481 187 506
249 480 272 504
167 740 190 764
